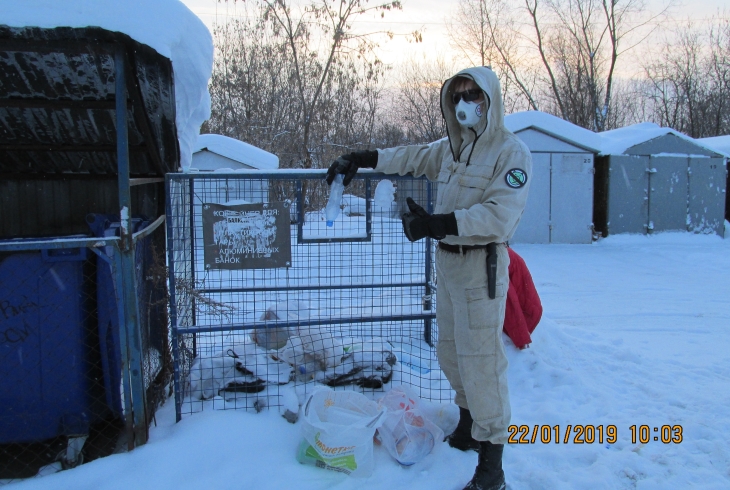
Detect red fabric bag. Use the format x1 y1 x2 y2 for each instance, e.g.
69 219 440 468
503 248 542 349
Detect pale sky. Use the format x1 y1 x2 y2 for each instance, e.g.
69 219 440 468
180 0 728 77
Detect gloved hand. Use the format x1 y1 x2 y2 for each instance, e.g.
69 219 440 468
325 150 378 186
401 197 458 242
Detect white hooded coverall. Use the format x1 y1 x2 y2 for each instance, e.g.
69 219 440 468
374 67 532 444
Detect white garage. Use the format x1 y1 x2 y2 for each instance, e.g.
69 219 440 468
191 134 279 205
596 124 727 237
505 111 601 244
193 134 279 171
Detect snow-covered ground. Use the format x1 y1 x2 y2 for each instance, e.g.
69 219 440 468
6 231 729 489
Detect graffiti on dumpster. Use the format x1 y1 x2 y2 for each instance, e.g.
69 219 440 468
202 202 291 270
0 298 38 344
1 322 34 345
1 297 38 321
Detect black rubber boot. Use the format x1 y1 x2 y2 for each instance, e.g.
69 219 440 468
445 406 480 451
463 441 506 490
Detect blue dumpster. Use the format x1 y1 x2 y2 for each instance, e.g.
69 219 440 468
0 246 105 443
0 216 156 448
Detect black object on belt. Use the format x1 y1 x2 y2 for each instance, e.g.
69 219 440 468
438 242 498 300
438 242 490 254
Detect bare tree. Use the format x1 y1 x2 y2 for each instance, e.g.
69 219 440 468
258 0 403 168
207 0 405 169
708 16 730 135
205 10 294 156
605 77 651 128
392 57 455 143
205 1 429 217
448 0 540 112
528 0 666 131
449 0 669 131
644 15 730 137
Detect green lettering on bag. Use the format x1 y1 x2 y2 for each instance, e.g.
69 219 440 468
305 444 358 471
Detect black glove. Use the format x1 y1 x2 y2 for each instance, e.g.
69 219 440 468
401 197 458 242
325 150 378 186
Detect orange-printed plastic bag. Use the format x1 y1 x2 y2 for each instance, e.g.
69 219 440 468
376 386 444 466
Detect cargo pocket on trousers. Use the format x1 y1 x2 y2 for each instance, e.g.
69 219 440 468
465 283 506 332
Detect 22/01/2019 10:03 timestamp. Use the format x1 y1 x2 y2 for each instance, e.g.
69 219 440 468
507 424 684 444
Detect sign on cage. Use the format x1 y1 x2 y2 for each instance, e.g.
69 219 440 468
202 202 292 269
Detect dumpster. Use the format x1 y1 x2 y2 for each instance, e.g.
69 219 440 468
0 246 108 444
0 220 158 475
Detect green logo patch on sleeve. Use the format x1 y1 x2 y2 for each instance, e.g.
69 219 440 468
505 168 528 188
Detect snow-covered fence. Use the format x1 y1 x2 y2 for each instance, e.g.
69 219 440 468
166 171 453 421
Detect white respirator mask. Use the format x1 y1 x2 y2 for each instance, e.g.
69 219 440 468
455 99 484 128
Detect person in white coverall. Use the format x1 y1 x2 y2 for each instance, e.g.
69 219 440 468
326 66 531 490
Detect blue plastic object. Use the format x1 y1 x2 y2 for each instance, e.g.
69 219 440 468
0 247 100 443
0 215 153 444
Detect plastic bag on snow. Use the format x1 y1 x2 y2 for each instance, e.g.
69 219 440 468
376 386 444 466
296 388 385 477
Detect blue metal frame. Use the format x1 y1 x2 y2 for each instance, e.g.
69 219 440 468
86 244 135 446
424 181 435 346
0 237 115 252
115 48 149 448
297 176 373 244
188 177 198 369
176 314 436 335
196 282 426 294
165 174 183 423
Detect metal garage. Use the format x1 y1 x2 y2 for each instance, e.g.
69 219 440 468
505 111 601 244
595 123 728 237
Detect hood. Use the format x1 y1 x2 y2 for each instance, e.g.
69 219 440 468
440 66 505 162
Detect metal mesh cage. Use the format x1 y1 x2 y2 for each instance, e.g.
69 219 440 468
167 171 451 421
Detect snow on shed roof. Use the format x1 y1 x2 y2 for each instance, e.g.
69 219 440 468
505 111 602 153
1 0 213 171
194 134 279 170
697 135 730 158
598 123 728 157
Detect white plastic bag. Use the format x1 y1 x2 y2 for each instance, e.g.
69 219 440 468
377 386 444 466
251 300 312 350
297 388 385 477
188 343 292 400
279 328 345 381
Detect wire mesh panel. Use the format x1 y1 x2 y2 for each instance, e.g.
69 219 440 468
0 226 171 481
167 171 450 421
